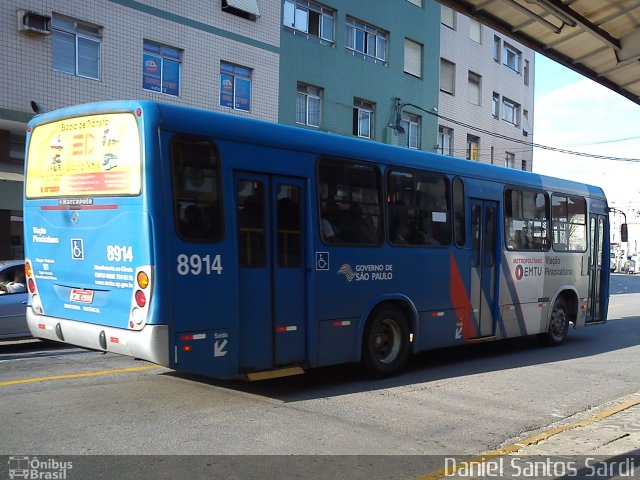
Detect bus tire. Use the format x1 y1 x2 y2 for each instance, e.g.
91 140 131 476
361 306 410 378
540 298 569 346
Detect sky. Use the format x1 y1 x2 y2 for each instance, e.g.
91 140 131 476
532 54 640 206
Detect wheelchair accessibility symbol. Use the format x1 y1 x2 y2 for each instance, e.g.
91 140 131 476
315 252 329 271
71 238 84 260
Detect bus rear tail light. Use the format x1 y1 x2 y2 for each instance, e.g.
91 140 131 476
24 258 44 315
135 290 146 307
128 265 153 330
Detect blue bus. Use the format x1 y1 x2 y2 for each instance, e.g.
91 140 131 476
24 100 611 380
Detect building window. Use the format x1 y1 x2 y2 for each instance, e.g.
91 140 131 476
503 42 521 73
469 19 481 43
505 152 515 168
52 14 101 80
346 17 388 63
404 38 423 78
142 41 181 96
524 59 530 86
492 92 500 118
402 113 420 149
222 0 260 20
521 159 528 171
493 35 500 62
441 5 455 29
467 135 480 161
283 0 335 43
296 83 322 127
219 62 252 112
502 97 520 125
468 71 481 106
440 58 455 95
353 99 375 138
438 126 453 156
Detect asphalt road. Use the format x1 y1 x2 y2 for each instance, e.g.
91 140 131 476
1 276 639 478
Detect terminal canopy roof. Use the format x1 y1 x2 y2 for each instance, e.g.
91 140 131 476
440 0 640 106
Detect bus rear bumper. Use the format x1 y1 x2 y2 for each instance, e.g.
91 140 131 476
27 307 169 367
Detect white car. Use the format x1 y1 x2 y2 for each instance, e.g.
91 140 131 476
0 260 29 340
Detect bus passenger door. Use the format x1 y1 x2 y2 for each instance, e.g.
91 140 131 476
587 215 605 322
235 173 307 372
470 200 498 337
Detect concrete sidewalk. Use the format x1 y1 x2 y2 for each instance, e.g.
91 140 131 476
428 393 640 479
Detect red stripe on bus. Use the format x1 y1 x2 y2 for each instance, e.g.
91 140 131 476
449 252 477 339
41 205 118 210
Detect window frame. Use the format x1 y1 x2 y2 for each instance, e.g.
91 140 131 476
551 193 587 252
504 187 550 251
353 99 375 139
503 42 522 73
219 61 253 112
142 40 182 97
317 157 383 246
502 97 520 125
297 83 322 127
386 168 452 248
402 113 420 150
170 135 224 243
283 0 335 44
52 14 102 80
345 17 388 64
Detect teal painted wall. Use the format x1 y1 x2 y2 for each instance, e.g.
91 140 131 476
279 0 440 151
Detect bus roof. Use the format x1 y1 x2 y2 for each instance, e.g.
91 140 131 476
28 100 607 201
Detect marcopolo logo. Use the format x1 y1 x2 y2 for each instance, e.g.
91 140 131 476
8 456 73 480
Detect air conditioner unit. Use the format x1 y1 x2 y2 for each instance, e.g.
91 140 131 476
17 10 51 35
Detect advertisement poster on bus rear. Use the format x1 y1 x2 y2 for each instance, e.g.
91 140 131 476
26 113 141 198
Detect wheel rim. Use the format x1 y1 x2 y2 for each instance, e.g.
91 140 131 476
549 306 567 341
371 318 401 364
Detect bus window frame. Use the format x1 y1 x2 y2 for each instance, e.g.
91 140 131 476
169 134 225 244
316 156 384 247
550 192 588 253
385 166 452 248
503 186 550 252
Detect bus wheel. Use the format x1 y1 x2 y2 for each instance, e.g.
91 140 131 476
540 298 569 346
361 306 410 377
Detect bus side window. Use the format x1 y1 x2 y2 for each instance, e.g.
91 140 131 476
317 158 382 245
171 136 223 243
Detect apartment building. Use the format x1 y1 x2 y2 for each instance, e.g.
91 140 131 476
438 5 535 171
0 0 280 258
278 0 440 152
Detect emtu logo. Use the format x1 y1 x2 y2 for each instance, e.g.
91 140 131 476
515 264 524 280
338 264 356 282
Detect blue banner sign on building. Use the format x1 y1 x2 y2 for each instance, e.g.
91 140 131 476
143 42 181 96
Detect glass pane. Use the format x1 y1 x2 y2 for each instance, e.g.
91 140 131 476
307 96 320 127
296 93 306 124
376 36 387 61
172 138 223 242
77 36 100 79
52 31 76 74
355 29 365 53
453 178 465 247
484 207 495 267
471 205 481 267
358 110 371 138
321 14 334 41
162 59 180 96
283 1 295 27
294 6 308 32
277 185 301 268
237 180 265 267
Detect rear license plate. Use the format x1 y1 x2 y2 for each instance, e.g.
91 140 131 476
70 288 94 304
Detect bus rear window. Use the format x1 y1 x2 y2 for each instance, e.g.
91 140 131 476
26 113 141 198
171 136 223 242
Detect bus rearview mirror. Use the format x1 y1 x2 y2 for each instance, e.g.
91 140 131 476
621 223 628 243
